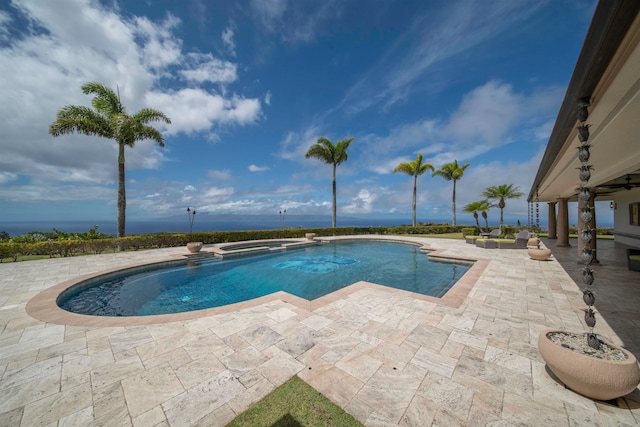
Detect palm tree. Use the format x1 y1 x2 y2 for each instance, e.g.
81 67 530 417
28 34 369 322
50 82 171 240
463 201 483 231
478 200 491 231
432 160 471 226
393 153 434 226
305 136 354 227
464 200 491 232
482 184 523 231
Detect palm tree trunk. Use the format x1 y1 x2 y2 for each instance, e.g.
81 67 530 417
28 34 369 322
332 164 337 228
452 179 457 226
412 175 417 227
482 212 489 232
499 199 505 231
474 212 480 229
117 143 126 250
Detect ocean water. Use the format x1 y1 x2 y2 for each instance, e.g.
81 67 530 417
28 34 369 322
0 217 413 237
3 212 606 238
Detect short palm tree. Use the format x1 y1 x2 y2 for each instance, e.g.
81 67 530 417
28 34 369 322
478 200 491 231
305 137 354 228
393 153 434 226
482 184 523 231
463 201 482 231
464 200 491 232
432 160 471 226
50 82 171 240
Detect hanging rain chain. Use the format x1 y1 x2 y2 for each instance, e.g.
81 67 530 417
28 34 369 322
536 186 540 233
577 97 599 350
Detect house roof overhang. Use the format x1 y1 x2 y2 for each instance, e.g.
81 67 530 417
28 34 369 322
529 0 640 203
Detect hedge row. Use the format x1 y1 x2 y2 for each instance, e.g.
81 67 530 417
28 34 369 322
0 225 474 262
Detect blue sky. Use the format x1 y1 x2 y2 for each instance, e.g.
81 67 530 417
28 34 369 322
0 0 607 228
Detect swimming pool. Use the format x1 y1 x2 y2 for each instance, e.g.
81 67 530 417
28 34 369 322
58 240 472 317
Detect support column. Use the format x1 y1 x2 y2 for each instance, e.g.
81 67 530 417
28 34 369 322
547 202 557 239
556 198 571 247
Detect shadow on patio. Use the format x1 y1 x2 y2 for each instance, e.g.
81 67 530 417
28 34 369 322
542 237 640 359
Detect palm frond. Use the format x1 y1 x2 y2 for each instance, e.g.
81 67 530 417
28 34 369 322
49 105 113 138
132 108 172 125
82 82 124 115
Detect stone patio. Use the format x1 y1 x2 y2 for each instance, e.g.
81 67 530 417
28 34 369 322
0 236 638 426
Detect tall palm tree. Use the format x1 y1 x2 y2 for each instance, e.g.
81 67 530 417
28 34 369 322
482 184 523 231
432 160 471 226
463 200 491 232
50 82 171 240
393 153 434 226
305 136 354 228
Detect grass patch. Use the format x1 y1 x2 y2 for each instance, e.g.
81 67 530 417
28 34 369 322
226 375 363 427
400 232 465 239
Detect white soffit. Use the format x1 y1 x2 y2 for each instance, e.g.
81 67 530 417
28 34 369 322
537 19 640 201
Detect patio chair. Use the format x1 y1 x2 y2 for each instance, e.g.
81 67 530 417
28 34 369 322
627 249 640 271
480 229 501 238
496 231 531 249
475 238 498 249
465 236 481 244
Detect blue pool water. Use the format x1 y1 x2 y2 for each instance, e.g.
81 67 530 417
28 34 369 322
59 241 472 316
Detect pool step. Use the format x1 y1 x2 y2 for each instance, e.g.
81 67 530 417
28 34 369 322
182 251 217 261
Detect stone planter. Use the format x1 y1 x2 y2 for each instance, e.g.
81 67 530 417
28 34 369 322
527 247 551 261
538 330 640 400
186 242 203 253
305 233 316 240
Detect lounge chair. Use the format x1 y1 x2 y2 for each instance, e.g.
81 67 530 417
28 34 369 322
495 231 531 249
475 238 498 249
465 235 481 244
480 229 501 239
627 249 640 271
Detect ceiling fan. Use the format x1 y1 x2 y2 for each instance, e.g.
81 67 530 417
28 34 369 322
598 174 640 191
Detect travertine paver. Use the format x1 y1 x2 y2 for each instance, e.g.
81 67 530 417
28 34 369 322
0 236 639 426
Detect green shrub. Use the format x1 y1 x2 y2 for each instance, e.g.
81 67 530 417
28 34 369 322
461 227 479 237
0 225 479 262
501 226 517 238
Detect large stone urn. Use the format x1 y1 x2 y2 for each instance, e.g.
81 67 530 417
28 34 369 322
186 241 203 253
538 330 640 400
527 247 552 261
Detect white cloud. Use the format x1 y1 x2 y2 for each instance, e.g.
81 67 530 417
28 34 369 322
445 80 521 148
0 10 11 40
145 89 261 135
342 189 377 214
359 80 549 176
264 91 272 106
339 0 545 115
134 14 182 70
179 53 237 84
0 172 18 184
202 186 235 201
0 182 113 202
248 164 270 172
222 23 236 56
0 0 261 206
250 0 287 33
278 125 322 161
208 169 232 180
249 0 342 44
